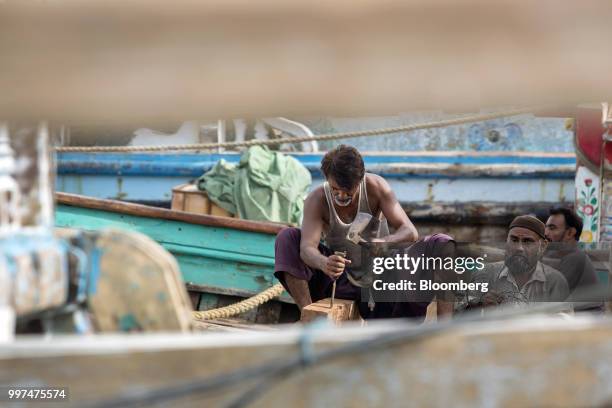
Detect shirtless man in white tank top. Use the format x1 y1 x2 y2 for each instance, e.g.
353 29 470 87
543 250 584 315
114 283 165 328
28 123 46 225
274 144 418 311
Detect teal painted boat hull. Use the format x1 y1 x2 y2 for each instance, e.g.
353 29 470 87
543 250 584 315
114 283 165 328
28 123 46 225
55 200 292 303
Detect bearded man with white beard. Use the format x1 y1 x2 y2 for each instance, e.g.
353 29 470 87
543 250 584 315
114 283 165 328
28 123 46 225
470 215 570 307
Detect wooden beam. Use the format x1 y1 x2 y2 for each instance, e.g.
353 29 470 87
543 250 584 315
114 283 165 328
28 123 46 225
2 317 612 406
56 192 286 235
1 1 612 122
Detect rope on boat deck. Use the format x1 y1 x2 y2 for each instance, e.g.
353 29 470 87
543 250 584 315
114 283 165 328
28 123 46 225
192 283 285 320
55 106 549 153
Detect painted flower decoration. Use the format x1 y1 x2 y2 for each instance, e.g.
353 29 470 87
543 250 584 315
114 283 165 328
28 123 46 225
583 204 594 216
585 179 592 187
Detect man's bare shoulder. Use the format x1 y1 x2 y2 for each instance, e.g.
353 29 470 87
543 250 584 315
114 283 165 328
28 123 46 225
305 185 325 202
365 173 389 195
303 185 327 217
366 172 386 186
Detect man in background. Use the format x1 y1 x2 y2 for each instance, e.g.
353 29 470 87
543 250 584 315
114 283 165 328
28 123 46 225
471 215 569 307
544 207 604 312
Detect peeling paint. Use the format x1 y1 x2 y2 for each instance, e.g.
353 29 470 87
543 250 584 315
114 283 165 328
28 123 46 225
426 182 434 203
306 114 575 153
117 313 140 331
116 177 127 200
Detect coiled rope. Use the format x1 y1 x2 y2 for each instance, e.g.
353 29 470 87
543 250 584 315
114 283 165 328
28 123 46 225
56 106 546 153
192 283 285 320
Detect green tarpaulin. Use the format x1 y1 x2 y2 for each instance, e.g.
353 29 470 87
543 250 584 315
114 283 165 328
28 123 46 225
198 146 311 225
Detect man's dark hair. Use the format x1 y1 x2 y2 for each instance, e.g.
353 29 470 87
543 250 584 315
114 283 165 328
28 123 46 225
320 145 365 190
549 206 583 241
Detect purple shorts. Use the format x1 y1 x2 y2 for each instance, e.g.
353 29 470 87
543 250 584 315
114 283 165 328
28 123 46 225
274 227 360 303
274 227 429 320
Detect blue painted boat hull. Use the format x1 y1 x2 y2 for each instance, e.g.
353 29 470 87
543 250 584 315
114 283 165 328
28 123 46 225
56 152 577 206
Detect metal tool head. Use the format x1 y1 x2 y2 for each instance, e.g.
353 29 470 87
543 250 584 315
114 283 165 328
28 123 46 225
346 212 373 244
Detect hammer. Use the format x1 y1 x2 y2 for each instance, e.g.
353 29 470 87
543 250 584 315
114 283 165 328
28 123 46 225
329 213 373 308
346 212 373 245
329 213 372 309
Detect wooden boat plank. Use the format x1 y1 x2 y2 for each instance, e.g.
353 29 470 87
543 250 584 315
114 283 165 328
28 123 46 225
202 319 279 331
88 230 193 333
55 198 293 303
55 154 576 226
1 318 612 406
57 152 577 178
55 205 277 262
56 192 286 235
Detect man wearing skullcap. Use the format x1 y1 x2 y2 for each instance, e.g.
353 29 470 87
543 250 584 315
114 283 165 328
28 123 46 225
469 215 569 307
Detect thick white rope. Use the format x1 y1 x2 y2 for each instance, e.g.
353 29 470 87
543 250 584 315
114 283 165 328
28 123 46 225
192 283 285 320
56 107 545 153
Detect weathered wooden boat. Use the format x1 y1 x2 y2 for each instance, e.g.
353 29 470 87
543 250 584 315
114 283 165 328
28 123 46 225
5 2 612 406
8 133 611 407
56 150 576 241
55 192 297 323
5 315 612 407
57 151 576 206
